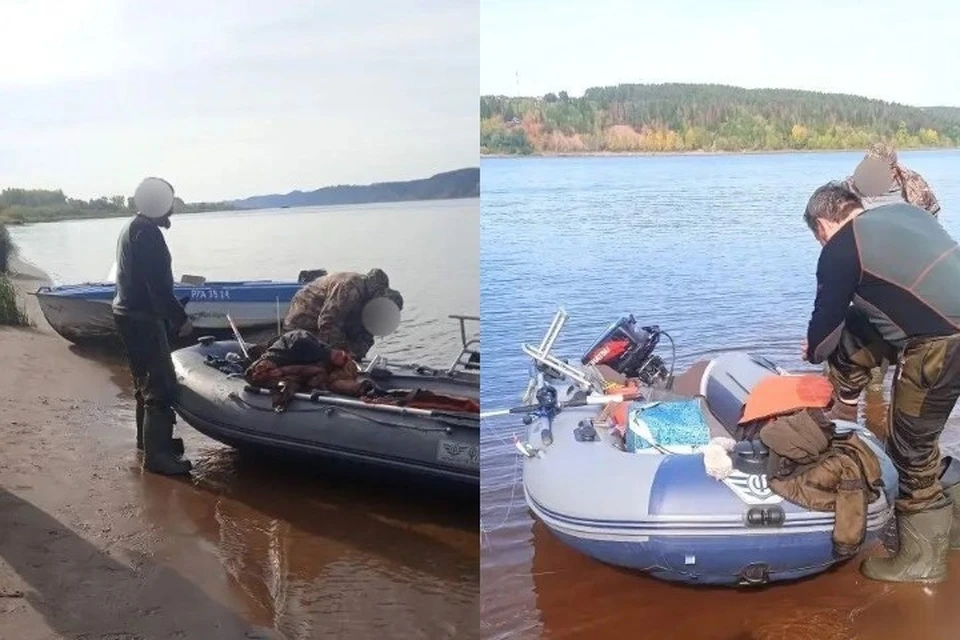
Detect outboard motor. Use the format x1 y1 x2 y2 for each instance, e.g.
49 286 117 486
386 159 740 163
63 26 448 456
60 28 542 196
581 315 670 386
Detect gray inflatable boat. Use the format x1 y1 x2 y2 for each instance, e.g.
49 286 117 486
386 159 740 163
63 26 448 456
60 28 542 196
499 310 905 586
171 338 480 487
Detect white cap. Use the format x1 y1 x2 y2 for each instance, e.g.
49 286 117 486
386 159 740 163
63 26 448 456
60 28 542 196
134 177 175 219
361 297 402 336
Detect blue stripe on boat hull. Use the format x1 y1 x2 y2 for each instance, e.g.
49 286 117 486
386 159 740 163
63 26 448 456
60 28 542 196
36 281 302 304
548 527 856 586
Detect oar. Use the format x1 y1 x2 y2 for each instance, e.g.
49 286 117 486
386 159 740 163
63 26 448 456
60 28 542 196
242 384 478 422
480 392 643 419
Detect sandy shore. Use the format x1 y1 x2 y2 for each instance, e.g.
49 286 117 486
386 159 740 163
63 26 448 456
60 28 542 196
0 258 280 639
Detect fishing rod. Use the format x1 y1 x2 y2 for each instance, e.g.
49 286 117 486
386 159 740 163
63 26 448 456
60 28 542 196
480 391 645 419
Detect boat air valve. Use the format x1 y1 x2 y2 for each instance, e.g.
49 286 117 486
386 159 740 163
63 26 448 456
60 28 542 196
198 335 216 346
574 420 598 442
738 563 771 586
732 439 770 475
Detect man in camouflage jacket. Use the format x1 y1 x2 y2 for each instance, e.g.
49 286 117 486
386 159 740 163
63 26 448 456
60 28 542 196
846 142 940 216
283 268 404 360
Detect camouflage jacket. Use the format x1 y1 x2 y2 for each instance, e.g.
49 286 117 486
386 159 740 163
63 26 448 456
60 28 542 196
896 166 940 216
846 162 940 216
284 272 371 357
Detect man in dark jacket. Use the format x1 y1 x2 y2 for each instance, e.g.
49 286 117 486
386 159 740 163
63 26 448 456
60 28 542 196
112 177 192 476
802 181 960 583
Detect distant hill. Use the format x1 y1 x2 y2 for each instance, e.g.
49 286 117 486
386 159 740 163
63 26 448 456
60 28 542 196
480 83 960 154
232 167 479 210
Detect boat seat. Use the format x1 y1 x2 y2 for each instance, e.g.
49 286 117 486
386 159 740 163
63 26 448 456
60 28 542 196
663 360 730 439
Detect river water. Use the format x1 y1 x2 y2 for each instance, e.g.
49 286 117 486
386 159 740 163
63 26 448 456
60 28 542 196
11 198 479 365
480 152 960 640
9 198 480 639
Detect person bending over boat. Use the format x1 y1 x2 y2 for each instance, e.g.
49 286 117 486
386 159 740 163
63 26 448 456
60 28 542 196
801 181 960 584
845 142 940 216
839 144 942 394
112 177 193 476
283 269 404 360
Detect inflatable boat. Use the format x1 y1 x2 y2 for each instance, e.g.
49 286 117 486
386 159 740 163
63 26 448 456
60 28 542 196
171 338 479 487
498 309 902 586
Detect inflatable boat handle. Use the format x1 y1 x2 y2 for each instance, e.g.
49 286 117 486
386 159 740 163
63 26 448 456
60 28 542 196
241 384 478 423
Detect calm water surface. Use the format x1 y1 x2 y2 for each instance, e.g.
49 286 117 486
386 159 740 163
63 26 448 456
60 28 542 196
480 152 960 640
11 198 480 639
12 198 479 366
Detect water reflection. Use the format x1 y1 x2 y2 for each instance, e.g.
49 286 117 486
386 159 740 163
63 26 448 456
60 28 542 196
135 448 479 638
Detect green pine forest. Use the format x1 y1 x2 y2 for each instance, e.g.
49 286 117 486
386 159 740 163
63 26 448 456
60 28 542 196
480 83 960 155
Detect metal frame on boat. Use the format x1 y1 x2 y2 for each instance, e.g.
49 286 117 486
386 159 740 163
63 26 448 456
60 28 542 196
363 314 480 387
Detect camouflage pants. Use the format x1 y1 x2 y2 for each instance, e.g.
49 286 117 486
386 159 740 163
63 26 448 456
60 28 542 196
826 307 960 512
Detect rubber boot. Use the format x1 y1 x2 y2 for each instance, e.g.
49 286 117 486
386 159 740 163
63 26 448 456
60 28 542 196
860 504 951 583
136 404 184 456
143 408 193 476
946 484 960 550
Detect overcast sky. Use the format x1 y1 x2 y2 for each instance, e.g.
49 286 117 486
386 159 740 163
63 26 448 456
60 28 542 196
482 0 960 107
0 0 478 201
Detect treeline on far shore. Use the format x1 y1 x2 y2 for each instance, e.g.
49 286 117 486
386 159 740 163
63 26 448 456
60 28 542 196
480 83 960 155
0 188 235 225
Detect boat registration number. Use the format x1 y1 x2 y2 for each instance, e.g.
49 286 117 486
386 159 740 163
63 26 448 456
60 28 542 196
189 288 230 301
436 440 479 468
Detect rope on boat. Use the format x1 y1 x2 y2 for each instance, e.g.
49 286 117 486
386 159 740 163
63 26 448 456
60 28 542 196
479 416 526 546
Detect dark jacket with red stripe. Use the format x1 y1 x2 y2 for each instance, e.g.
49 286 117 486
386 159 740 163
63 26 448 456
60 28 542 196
806 202 960 364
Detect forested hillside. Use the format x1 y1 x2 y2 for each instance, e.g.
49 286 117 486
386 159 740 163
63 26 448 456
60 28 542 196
480 83 960 154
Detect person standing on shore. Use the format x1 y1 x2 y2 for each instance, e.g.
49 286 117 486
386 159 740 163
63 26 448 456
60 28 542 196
112 177 193 476
801 181 960 584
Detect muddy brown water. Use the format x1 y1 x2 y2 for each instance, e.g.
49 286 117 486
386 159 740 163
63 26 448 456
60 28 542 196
76 345 480 639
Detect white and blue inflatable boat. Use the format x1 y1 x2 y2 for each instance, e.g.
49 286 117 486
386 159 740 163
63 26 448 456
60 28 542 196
502 310 909 587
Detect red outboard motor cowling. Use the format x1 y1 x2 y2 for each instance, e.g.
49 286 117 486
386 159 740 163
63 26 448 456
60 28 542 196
581 316 668 385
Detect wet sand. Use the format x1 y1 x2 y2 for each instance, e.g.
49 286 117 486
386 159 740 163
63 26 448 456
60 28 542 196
480 383 960 640
0 260 479 639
